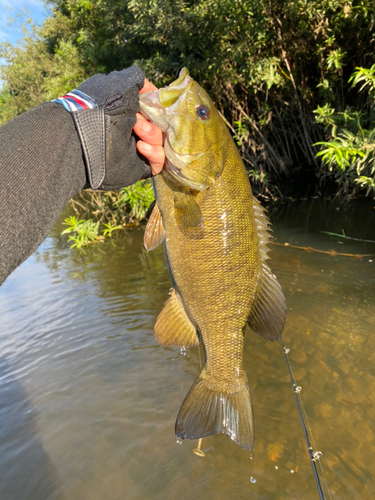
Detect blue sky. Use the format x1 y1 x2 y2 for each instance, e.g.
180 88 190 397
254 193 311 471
0 0 50 46
0 0 50 87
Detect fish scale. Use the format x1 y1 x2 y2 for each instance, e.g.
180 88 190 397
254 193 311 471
141 68 286 449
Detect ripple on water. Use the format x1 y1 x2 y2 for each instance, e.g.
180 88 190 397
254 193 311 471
0 202 374 500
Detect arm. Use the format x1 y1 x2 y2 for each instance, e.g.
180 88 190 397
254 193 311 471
0 70 164 286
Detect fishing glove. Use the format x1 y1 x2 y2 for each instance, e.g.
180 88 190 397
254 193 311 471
52 65 152 190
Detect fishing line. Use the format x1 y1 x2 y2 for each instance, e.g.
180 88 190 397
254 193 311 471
281 336 331 500
298 390 332 500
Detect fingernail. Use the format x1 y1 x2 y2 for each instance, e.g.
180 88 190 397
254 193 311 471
138 117 152 132
139 142 152 151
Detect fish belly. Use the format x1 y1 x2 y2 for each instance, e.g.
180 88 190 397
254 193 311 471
154 154 259 448
154 154 260 381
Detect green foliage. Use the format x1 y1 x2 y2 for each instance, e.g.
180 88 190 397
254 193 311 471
102 222 123 237
314 65 375 196
314 104 365 138
315 129 375 195
2 0 375 197
62 216 101 248
115 181 155 221
0 16 84 125
326 49 346 72
62 180 154 247
349 65 375 95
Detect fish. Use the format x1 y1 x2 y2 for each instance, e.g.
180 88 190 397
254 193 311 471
140 68 286 450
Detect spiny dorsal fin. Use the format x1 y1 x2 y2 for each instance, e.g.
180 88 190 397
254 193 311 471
252 197 272 261
144 202 165 251
154 288 200 347
248 198 287 341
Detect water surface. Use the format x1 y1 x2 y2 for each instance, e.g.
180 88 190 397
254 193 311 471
0 198 374 500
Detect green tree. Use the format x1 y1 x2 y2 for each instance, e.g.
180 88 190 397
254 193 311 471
0 15 84 125
315 65 375 195
2 0 375 195
47 0 375 189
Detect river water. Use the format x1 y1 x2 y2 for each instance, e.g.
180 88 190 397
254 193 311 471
0 197 374 500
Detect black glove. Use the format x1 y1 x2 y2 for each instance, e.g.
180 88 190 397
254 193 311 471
52 66 152 190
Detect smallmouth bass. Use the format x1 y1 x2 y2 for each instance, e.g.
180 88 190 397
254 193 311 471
140 69 286 450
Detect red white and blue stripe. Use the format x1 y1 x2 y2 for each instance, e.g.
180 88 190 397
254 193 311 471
52 90 96 112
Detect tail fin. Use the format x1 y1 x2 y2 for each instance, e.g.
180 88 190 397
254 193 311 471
175 368 254 449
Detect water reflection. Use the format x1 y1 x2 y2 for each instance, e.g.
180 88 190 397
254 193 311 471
0 198 374 499
0 356 62 500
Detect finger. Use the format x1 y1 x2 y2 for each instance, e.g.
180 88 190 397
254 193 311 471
133 113 163 146
139 78 158 94
137 141 164 175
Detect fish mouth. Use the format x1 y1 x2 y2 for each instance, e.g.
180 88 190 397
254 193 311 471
164 159 209 192
139 90 168 131
159 68 191 107
163 134 208 192
139 68 213 191
139 68 192 129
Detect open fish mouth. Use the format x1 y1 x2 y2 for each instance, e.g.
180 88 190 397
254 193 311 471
139 90 166 128
139 73 212 191
139 68 192 130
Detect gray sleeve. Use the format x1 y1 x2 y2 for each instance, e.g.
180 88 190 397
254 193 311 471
0 102 87 285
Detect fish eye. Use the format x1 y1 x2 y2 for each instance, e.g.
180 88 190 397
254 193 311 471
196 105 210 121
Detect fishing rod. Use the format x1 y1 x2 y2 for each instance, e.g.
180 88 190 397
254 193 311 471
281 336 328 500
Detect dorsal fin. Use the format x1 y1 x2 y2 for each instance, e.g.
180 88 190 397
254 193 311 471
247 198 287 341
252 197 272 261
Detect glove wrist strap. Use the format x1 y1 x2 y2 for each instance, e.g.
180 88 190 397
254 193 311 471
72 106 106 189
52 90 106 189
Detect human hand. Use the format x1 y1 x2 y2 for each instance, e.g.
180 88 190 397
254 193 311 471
133 79 165 176
52 67 164 189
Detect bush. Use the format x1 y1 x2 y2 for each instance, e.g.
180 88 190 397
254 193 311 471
2 0 375 198
63 180 154 248
314 65 375 196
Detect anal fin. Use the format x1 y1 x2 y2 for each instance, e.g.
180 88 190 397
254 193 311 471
154 288 199 347
144 202 165 251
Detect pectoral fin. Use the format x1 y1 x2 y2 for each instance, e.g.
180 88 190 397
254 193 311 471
247 263 287 341
154 288 200 347
144 202 165 251
174 192 204 239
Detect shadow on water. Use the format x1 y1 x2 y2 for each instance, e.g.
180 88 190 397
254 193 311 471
0 197 374 499
0 356 62 500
